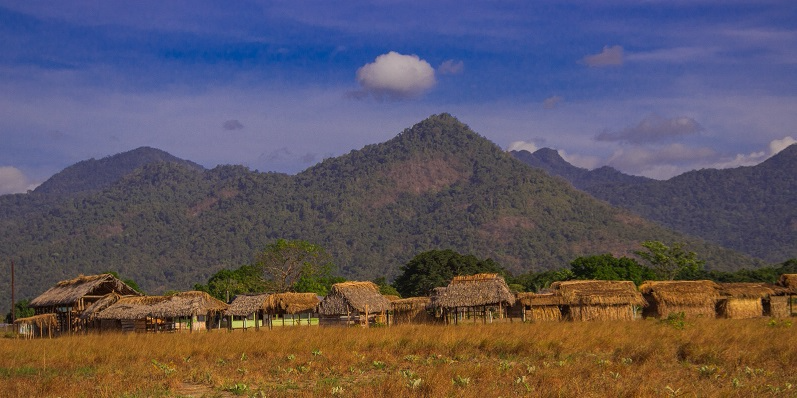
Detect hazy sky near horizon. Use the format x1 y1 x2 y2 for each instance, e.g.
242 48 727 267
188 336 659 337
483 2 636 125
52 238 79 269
1 1 796 194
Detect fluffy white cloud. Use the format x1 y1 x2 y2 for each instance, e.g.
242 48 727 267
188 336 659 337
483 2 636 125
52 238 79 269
596 114 704 144
0 166 36 195
582 45 623 67
769 136 797 154
438 59 464 75
606 144 716 179
355 51 436 99
506 140 539 153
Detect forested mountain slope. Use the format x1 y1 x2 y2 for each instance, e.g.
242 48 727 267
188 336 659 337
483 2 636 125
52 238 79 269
0 114 759 311
512 146 797 262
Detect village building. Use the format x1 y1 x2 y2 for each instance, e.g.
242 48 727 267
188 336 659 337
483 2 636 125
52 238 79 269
317 281 391 327
433 273 515 324
95 291 227 332
390 297 434 325
29 273 141 334
639 280 721 319
716 282 789 319
547 280 647 321
513 292 564 322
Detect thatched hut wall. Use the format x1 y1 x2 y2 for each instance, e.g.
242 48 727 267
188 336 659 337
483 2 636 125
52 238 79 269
317 282 391 326
391 297 434 325
434 274 516 310
514 293 564 322
548 281 646 322
639 280 720 319
778 274 797 293
716 283 786 319
263 293 320 315
770 296 791 318
225 294 270 317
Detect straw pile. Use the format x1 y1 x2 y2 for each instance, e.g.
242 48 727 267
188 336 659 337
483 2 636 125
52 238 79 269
548 280 646 321
30 273 141 308
225 294 270 317
434 274 516 309
515 292 564 322
639 280 720 318
317 281 391 315
262 292 320 314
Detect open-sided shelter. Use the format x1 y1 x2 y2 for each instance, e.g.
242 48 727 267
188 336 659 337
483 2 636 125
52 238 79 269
433 274 516 324
639 280 721 319
548 280 646 321
14 313 58 339
717 283 789 319
513 292 565 322
29 273 141 334
317 281 391 327
262 292 320 327
96 291 227 332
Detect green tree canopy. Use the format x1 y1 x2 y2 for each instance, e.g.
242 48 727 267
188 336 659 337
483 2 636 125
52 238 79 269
4 299 34 324
635 241 705 280
255 239 336 293
570 254 656 286
193 264 266 302
393 249 507 298
510 269 574 293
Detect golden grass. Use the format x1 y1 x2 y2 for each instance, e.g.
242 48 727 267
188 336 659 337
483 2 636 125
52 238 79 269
1 319 796 397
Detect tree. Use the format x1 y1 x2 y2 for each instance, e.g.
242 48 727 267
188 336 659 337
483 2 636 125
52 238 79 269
635 241 705 280
511 269 574 293
194 264 266 302
4 299 34 324
570 254 656 286
255 239 335 293
373 277 401 297
105 271 144 294
393 249 507 298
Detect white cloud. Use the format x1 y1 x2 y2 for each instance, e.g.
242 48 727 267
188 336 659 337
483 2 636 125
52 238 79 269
606 144 716 179
438 59 464 75
582 45 623 67
769 136 796 154
0 166 36 195
354 51 436 100
506 140 539 153
596 114 704 144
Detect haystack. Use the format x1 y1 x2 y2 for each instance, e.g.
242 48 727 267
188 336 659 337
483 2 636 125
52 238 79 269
639 280 720 319
717 283 788 319
391 297 434 325
549 280 646 321
514 292 564 322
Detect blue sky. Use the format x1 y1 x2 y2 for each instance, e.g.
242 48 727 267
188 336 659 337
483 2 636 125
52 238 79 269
1 1 796 194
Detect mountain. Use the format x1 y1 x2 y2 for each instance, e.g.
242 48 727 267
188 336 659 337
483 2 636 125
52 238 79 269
33 146 205 197
512 146 797 262
0 114 760 313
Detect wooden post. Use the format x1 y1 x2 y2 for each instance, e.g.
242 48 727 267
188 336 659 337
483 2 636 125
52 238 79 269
364 304 369 328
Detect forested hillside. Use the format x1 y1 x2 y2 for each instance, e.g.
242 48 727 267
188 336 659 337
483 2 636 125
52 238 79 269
0 114 760 312
512 146 797 262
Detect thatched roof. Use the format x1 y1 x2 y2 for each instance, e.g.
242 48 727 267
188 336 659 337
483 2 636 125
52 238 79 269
639 280 721 306
384 295 401 302
80 292 127 320
225 294 270 317
148 291 228 318
718 283 788 299
516 292 565 307
549 280 647 307
97 291 228 320
317 281 392 315
434 273 516 309
14 313 58 328
391 297 432 312
778 274 797 293
262 292 320 314
30 273 141 308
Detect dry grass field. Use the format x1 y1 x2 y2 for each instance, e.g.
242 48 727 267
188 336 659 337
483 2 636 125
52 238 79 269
2 318 796 397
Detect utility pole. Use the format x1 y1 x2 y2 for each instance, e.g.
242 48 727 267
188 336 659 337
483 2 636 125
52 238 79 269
10 260 15 323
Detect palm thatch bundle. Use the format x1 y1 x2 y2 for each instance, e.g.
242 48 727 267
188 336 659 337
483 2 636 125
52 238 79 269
14 313 58 328
262 292 321 314
515 292 565 322
778 274 797 293
29 273 141 308
718 283 790 319
317 281 391 315
225 294 270 317
547 281 646 321
639 280 721 318
434 274 516 309
149 291 228 318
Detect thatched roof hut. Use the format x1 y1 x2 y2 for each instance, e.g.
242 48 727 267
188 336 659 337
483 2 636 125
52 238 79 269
317 281 391 316
639 280 721 318
515 292 565 322
30 273 141 309
262 292 320 315
778 274 797 293
717 283 789 319
96 296 171 320
80 292 124 321
225 294 270 317
148 291 228 319
434 274 516 309
546 280 646 321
